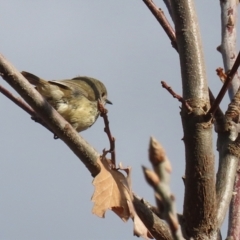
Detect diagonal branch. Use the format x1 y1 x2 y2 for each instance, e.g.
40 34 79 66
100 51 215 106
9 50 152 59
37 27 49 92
142 0 177 50
0 84 35 116
133 194 173 240
162 0 173 22
208 88 225 130
0 53 101 177
0 84 56 134
1 53 175 239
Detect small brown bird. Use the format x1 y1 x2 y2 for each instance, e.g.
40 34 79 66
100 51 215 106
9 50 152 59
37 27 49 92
21 71 112 132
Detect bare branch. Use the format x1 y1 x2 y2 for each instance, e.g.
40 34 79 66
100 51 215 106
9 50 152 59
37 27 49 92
217 88 240 231
208 89 225 132
216 139 239 228
133 194 173 240
133 194 161 219
162 0 173 22
214 1 240 235
219 0 240 99
98 100 116 166
161 81 192 111
142 0 177 50
0 53 178 239
0 84 56 135
215 87 240 228
0 84 35 116
227 169 240 239
0 53 101 177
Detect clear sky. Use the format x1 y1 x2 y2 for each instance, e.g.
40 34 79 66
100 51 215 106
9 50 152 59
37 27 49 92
0 1 235 239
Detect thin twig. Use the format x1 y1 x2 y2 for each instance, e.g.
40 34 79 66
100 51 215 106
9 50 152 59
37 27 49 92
98 100 116 166
208 87 225 131
0 83 55 135
208 51 240 117
161 81 192 111
142 0 177 51
162 0 173 22
0 83 35 116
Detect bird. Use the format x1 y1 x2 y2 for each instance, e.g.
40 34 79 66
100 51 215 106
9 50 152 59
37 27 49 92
21 71 112 132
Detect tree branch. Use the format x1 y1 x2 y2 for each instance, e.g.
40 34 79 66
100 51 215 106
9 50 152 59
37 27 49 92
227 168 240 239
208 88 225 132
219 2 240 238
162 0 173 22
214 1 240 236
214 55 240 231
0 84 34 115
133 194 173 240
216 135 239 228
216 86 240 234
0 84 56 134
142 0 177 50
0 53 101 177
1 53 176 238
161 81 192 111
219 0 240 100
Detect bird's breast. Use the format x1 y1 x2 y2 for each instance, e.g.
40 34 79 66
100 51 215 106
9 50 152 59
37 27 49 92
55 98 99 132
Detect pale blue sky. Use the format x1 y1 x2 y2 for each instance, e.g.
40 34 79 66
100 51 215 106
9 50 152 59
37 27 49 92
0 1 235 239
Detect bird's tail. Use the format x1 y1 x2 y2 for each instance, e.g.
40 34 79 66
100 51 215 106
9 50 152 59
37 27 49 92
21 71 47 86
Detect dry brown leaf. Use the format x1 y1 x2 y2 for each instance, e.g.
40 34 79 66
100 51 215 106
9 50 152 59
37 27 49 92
91 156 131 221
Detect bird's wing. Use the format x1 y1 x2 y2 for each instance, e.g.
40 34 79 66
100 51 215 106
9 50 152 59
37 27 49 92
48 79 90 100
61 76 101 102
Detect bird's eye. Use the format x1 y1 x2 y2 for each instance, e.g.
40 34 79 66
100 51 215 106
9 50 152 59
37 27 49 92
102 92 106 97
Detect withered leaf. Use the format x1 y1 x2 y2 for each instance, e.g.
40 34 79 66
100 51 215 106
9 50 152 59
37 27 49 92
91 156 131 221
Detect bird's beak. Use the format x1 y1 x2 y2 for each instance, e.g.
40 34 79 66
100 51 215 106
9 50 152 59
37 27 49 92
106 99 113 105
